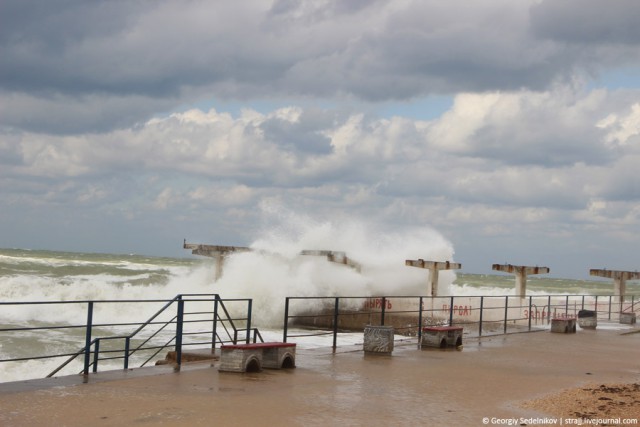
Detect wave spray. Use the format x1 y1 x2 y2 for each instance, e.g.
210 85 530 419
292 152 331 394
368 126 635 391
211 207 457 326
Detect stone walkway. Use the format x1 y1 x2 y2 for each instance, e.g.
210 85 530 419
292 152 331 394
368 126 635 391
1 326 639 426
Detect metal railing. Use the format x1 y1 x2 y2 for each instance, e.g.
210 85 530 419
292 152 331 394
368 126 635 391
0 294 261 379
2 292 638 381
283 294 639 350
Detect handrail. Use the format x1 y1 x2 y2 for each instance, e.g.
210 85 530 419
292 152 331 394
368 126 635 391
47 348 84 377
47 296 185 378
283 293 640 350
3 292 637 382
622 297 639 313
139 336 177 368
129 314 178 359
39 294 257 378
128 294 182 337
215 296 238 334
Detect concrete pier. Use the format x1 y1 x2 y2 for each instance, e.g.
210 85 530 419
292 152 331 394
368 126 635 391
184 242 364 277
405 259 461 297
589 269 640 302
300 250 362 272
183 241 251 280
492 264 550 297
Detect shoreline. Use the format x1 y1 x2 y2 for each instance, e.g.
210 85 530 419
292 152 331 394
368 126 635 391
1 324 639 426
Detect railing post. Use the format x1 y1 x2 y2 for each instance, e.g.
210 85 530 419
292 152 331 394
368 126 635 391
175 297 184 370
92 339 100 373
212 296 219 349
608 295 612 320
283 297 290 343
246 299 252 344
380 297 386 326
565 295 569 317
83 301 94 376
417 297 423 347
479 296 484 337
619 294 624 316
448 296 454 326
547 295 551 324
124 337 130 369
528 296 532 331
332 297 339 352
504 296 509 334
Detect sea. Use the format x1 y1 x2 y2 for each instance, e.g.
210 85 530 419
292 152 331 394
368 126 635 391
0 247 636 384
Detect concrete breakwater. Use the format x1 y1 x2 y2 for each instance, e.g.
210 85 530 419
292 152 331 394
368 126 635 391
288 295 638 335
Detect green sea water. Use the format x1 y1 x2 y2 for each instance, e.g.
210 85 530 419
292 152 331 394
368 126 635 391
1 248 637 299
454 273 640 295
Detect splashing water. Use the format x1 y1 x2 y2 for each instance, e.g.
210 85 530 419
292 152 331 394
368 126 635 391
211 210 456 326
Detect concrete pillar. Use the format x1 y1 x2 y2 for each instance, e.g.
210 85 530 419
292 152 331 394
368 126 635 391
215 254 224 281
491 264 550 297
405 260 462 297
589 269 640 303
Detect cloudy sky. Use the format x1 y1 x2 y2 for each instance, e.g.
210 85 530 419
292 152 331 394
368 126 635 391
1 0 639 279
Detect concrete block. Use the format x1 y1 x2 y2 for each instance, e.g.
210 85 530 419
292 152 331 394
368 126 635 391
219 342 297 372
219 347 263 373
364 325 394 355
262 344 296 369
551 318 576 333
620 312 637 325
421 326 463 348
577 310 597 330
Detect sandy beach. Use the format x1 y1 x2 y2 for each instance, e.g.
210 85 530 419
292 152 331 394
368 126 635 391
1 326 638 426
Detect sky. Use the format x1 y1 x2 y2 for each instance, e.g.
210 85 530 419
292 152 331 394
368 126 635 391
1 0 639 279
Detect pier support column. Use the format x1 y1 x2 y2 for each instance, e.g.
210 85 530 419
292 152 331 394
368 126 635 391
215 254 224 281
405 260 461 297
491 264 550 297
589 269 640 303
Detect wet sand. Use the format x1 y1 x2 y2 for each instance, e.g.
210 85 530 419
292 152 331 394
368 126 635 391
1 326 638 426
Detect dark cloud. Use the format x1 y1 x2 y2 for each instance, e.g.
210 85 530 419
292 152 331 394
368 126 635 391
0 0 145 93
3 0 640 134
267 0 380 22
0 91 177 134
530 0 640 45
